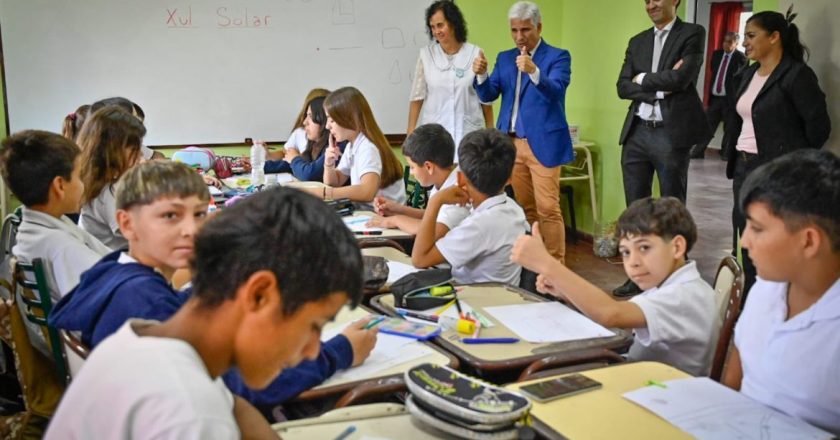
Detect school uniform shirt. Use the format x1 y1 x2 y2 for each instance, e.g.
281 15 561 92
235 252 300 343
734 277 840 434
436 194 527 286
13 207 110 303
12 207 110 357
45 319 239 440
285 127 308 153
410 42 487 159
49 250 355 407
628 261 720 376
337 133 406 205
79 184 127 250
428 169 469 230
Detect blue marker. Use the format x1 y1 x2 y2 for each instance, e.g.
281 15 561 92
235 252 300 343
333 425 356 440
461 337 520 344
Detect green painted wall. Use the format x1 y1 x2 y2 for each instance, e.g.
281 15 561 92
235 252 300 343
1 0 780 221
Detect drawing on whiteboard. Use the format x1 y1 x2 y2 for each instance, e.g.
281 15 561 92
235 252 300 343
332 0 355 25
388 60 402 84
381 28 405 49
414 31 429 47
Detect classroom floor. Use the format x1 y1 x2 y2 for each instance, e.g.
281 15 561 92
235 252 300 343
567 149 733 291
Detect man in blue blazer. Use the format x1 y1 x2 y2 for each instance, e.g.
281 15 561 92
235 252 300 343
473 1 573 263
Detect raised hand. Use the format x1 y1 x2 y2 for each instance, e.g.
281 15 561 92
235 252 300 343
325 134 341 168
472 50 488 75
510 222 554 273
515 46 536 74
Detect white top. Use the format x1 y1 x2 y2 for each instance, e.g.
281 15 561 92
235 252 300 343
436 194 528 286
428 169 469 230
284 127 308 153
735 71 770 155
734 277 840 434
46 320 239 440
13 207 110 302
628 261 720 376
12 207 110 358
410 42 486 159
79 184 126 250
337 133 406 204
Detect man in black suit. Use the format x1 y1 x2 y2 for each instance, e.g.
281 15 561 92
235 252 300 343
690 32 747 159
613 0 708 296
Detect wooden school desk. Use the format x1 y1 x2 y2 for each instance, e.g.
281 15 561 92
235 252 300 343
370 283 632 379
506 362 693 440
273 403 450 439
293 304 457 403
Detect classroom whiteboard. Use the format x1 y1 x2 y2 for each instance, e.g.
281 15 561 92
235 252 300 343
0 0 433 145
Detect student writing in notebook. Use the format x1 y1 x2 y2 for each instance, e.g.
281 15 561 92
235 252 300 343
412 128 527 285
722 150 840 434
46 185 368 438
512 197 720 376
367 123 468 237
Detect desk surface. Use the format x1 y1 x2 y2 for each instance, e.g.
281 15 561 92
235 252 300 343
371 284 632 375
296 305 456 401
507 362 692 440
351 211 415 240
361 246 413 265
273 403 449 439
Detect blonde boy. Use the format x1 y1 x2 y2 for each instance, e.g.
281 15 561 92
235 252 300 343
512 197 720 376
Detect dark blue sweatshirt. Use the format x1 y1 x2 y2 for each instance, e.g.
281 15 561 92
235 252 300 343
49 250 354 405
265 141 346 181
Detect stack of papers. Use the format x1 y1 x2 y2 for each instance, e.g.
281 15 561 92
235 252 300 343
623 377 833 439
483 302 614 343
386 261 419 284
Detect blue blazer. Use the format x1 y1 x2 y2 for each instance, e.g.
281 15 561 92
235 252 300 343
474 39 573 167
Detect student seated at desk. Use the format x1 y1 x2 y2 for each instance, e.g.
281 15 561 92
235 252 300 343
45 183 368 439
1 130 110 358
50 162 377 412
367 123 469 237
307 87 406 204
1 130 110 303
412 128 527 285
512 197 720 376
270 95 346 181
77 105 146 250
722 150 840 434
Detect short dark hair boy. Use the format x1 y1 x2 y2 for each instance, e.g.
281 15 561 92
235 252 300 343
457 128 516 196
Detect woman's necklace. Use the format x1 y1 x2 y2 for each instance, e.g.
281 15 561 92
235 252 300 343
429 43 476 78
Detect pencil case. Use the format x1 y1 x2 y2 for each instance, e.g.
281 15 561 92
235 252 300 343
391 268 454 310
405 363 532 440
326 198 354 216
362 255 389 291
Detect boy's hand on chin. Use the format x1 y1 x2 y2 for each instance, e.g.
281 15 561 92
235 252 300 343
433 185 469 206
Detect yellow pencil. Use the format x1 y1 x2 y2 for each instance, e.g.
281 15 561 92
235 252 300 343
435 299 456 316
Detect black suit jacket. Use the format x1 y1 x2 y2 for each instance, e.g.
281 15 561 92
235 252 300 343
722 55 831 178
617 18 709 149
709 49 747 98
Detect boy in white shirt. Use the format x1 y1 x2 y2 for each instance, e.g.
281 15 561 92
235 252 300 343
412 128 527 285
512 197 720 376
46 186 368 439
0 130 110 303
368 123 469 238
722 150 840 435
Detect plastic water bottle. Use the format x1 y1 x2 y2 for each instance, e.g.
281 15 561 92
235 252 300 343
250 140 265 186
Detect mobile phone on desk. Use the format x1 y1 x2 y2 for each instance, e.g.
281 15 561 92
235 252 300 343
519 374 602 403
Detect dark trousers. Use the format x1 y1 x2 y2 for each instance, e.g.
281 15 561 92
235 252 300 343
732 152 762 301
698 95 732 149
621 121 691 205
